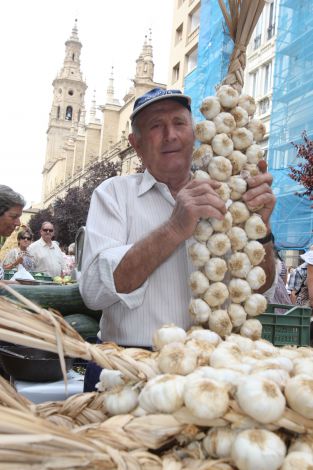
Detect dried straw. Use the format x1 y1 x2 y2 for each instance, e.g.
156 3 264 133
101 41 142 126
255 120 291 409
0 283 158 384
218 0 265 91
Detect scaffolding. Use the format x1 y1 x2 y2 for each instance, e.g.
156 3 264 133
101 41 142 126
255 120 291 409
268 0 313 249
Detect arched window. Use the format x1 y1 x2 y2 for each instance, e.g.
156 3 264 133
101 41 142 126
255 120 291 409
65 106 73 121
78 109 81 122
57 106 60 119
72 53 75 60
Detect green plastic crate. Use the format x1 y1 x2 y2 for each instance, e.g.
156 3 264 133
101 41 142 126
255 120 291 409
258 303 312 347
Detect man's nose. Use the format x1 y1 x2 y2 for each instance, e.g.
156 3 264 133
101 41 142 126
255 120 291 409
163 124 177 141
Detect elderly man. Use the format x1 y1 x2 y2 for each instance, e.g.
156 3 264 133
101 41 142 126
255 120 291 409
28 222 65 278
79 88 276 390
0 185 25 281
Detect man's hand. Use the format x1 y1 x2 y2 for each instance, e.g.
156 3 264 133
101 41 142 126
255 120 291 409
168 179 227 241
242 161 276 230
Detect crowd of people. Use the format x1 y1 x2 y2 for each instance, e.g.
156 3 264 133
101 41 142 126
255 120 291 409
0 185 75 280
0 88 312 393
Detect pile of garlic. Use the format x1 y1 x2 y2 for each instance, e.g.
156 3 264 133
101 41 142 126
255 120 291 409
189 85 268 338
96 326 313 470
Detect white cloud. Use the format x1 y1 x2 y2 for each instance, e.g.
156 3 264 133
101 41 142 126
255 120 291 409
0 0 173 207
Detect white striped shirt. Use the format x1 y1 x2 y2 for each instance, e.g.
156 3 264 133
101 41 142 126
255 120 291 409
79 170 194 347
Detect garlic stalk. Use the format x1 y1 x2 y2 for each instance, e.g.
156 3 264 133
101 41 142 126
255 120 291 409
231 429 286 470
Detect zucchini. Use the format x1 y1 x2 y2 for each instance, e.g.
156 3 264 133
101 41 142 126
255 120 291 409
0 282 101 320
64 313 99 340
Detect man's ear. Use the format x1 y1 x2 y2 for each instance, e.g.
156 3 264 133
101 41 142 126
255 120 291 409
129 133 141 155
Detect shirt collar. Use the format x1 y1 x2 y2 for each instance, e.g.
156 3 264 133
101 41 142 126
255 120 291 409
40 237 54 248
138 170 158 196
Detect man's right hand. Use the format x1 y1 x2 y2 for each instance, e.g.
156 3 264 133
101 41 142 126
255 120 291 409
168 179 227 241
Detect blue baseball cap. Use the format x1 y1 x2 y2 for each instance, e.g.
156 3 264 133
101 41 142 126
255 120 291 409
130 87 191 122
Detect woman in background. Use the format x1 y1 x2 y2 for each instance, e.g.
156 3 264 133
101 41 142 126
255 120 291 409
3 228 34 272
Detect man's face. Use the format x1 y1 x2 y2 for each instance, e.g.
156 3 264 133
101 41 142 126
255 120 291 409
0 205 23 237
40 223 54 243
129 100 195 182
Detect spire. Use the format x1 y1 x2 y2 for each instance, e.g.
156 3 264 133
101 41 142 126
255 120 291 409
106 66 115 104
70 19 79 41
89 90 98 123
135 31 154 82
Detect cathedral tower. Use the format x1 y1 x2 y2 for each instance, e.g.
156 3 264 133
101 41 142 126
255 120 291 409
42 20 87 201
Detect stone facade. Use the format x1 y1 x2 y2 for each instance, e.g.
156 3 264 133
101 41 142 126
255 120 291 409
42 22 165 208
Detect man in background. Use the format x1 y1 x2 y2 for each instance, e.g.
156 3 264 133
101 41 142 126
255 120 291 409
28 222 65 278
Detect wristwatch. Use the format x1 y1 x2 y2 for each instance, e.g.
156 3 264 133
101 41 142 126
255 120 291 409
258 231 274 245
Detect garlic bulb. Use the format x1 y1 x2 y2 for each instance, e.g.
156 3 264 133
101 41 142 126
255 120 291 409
228 150 247 175
229 201 250 224
139 374 185 413
231 127 254 150
214 112 236 134
189 297 211 324
231 106 249 127
194 219 214 243
244 240 266 265
193 169 211 180
235 376 286 423
96 369 124 392
192 144 213 169
251 367 289 390
158 342 198 375
195 120 216 143
226 333 255 352
200 96 221 119
185 338 215 365
187 327 221 346
203 282 229 307
246 266 266 290
217 85 239 109
237 94 256 116
244 214 267 240
204 257 227 281
103 385 139 415
210 343 252 374
184 378 229 419
246 144 265 164
211 133 234 157
231 429 286 470
229 279 251 303
216 182 231 201
244 162 260 177
228 303 247 327
208 309 232 337
285 376 313 418
189 270 210 296
203 427 238 459
247 119 266 143
208 156 233 181
228 252 251 278
281 452 313 470
293 357 313 378
152 324 187 350
288 436 313 457
228 176 247 200
188 242 211 267
210 211 233 232
240 319 262 340
227 226 248 251
207 233 231 256
244 293 267 316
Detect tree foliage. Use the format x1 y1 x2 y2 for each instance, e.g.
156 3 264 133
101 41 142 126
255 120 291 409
289 131 313 201
28 208 54 241
28 159 121 246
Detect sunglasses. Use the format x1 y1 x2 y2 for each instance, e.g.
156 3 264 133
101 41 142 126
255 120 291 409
42 229 53 233
21 236 32 241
